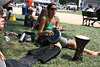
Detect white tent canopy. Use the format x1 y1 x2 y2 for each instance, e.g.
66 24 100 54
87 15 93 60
33 0 51 3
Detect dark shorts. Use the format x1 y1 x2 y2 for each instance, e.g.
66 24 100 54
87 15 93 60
37 36 69 47
37 35 50 46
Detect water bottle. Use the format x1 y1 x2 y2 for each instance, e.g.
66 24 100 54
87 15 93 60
4 36 10 41
19 33 26 42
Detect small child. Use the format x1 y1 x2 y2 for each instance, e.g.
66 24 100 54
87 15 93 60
6 6 13 20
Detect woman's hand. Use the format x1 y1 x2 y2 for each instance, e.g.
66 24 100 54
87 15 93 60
46 30 54 36
32 26 34 29
53 27 60 30
53 26 66 31
0 52 5 61
28 15 32 18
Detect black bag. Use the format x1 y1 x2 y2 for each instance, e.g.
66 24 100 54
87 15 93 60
18 55 36 65
28 45 61 63
5 59 31 67
18 31 35 42
28 45 50 56
16 18 25 21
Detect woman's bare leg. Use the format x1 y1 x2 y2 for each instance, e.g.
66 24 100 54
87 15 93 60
50 42 62 49
67 40 100 56
84 48 100 56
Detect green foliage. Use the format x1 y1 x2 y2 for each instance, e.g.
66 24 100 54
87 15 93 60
12 0 25 3
0 14 100 67
59 0 68 5
59 0 78 5
12 0 79 5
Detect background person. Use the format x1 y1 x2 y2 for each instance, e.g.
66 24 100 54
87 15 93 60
85 4 95 26
86 4 94 12
90 7 100 26
35 4 42 16
42 4 45 8
35 1 39 8
6 6 13 20
38 3 100 56
24 7 37 27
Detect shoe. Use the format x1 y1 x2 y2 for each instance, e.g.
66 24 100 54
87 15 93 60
5 32 18 36
87 25 90 26
91 23 94 26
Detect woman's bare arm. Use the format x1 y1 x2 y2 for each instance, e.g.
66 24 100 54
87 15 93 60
53 16 60 29
30 15 37 21
0 51 5 61
38 16 54 36
32 19 39 29
56 16 60 27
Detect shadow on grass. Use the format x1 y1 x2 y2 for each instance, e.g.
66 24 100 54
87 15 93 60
94 27 100 28
61 54 72 61
61 33 73 39
32 39 40 47
4 20 32 33
82 25 100 28
5 21 24 27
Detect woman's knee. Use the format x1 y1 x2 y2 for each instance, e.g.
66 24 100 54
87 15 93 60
54 42 62 49
67 40 76 49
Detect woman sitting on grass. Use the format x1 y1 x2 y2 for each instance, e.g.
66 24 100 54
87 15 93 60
32 8 66 31
32 8 48 29
38 2 100 56
24 7 37 27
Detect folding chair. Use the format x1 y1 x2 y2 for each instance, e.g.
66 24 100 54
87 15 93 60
82 11 88 25
87 12 97 26
96 11 100 25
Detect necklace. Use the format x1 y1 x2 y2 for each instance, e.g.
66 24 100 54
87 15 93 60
48 16 54 21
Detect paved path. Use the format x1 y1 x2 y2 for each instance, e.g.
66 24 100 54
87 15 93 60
56 12 82 25
12 7 100 27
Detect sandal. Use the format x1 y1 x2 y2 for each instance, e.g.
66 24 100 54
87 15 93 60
5 32 18 36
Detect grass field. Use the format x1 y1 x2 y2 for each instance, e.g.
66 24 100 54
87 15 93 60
57 9 82 15
0 14 100 67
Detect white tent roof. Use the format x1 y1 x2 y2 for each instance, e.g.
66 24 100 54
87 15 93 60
34 0 51 3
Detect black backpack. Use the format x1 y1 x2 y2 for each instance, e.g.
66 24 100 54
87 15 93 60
28 45 61 63
5 59 31 67
18 31 35 42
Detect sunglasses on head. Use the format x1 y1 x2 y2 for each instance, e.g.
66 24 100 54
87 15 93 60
50 8 57 11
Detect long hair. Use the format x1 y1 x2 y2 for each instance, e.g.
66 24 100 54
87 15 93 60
37 8 48 23
47 2 56 15
47 2 56 10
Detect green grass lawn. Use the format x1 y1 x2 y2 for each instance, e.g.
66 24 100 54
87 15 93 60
57 9 82 15
0 14 100 67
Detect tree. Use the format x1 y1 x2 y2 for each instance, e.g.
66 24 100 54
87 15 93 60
59 0 68 5
12 0 25 3
59 0 78 5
